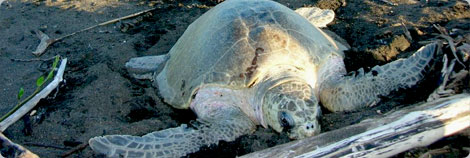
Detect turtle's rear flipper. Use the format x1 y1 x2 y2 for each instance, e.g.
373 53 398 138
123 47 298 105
295 7 350 52
295 7 334 28
319 42 442 112
89 107 255 157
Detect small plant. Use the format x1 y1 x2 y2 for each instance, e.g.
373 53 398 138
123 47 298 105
0 55 61 122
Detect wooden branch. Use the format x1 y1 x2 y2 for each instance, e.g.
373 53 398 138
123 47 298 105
0 58 67 132
241 94 470 158
0 132 39 158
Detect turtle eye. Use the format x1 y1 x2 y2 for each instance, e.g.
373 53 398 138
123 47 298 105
279 111 295 131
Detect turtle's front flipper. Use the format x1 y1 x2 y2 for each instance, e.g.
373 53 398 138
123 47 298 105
319 42 442 112
89 107 255 158
125 55 168 80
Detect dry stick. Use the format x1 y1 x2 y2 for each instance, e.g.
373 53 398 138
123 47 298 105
0 58 67 132
433 24 449 36
432 24 466 68
401 22 412 42
22 142 70 150
10 56 57 62
56 7 157 41
439 34 466 68
427 55 457 101
32 7 157 56
60 143 89 158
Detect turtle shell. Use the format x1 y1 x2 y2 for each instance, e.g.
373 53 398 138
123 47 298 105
155 0 341 109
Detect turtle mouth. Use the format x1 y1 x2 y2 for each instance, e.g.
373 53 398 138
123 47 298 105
286 129 301 140
282 126 293 134
288 122 321 140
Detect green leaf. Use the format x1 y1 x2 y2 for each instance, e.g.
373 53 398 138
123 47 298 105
36 76 45 87
17 88 24 100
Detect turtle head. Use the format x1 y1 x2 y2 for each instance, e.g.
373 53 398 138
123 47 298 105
262 81 321 139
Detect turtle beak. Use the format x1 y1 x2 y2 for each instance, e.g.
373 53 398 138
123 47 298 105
288 120 320 139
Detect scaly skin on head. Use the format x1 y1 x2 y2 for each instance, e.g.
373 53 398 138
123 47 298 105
262 80 321 139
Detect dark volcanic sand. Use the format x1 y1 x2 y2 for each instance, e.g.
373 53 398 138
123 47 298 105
0 0 469 157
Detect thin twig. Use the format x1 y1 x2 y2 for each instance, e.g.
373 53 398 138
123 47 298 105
401 22 412 42
439 34 466 68
10 56 56 62
51 85 61 99
22 142 70 150
433 24 466 68
56 7 157 41
433 24 448 36
0 58 68 132
427 54 457 101
60 143 89 157
32 7 157 56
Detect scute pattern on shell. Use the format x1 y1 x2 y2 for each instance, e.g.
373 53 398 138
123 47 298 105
156 0 341 109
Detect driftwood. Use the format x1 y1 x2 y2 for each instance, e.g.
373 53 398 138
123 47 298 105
0 133 38 158
241 94 470 158
0 58 67 132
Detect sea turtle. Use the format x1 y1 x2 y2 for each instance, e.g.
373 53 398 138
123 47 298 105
89 0 440 157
